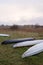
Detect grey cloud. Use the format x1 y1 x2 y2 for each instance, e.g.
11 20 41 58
0 0 43 5
0 17 43 25
0 0 43 24
16 17 43 25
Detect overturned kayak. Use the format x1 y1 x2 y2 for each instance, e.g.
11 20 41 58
22 42 43 58
1 38 35 44
0 34 10 37
13 40 43 48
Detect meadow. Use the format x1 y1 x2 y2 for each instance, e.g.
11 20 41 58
0 30 43 65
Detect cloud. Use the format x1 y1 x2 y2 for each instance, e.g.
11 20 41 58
15 17 43 25
0 0 43 25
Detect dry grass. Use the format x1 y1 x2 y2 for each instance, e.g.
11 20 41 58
0 29 43 65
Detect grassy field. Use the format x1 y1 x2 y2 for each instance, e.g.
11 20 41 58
0 30 43 65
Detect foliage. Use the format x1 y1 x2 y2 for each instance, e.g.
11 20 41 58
0 30 43 65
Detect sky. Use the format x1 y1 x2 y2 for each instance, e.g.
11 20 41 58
0 0 43 25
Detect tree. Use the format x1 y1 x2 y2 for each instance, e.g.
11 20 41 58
10 25 19 30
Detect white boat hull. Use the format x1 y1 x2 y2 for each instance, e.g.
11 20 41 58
0 34 10 37
22 42 43 58
13 40 43 48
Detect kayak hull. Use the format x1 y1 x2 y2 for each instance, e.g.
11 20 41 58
22 42 43 58
13 40 43 48
0 34 10 37
1 38 35 44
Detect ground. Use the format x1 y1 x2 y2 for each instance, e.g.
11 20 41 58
0 30 43 65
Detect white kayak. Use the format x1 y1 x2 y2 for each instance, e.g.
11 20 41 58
22 42 43 58
0 34 10 37
13 40 43 48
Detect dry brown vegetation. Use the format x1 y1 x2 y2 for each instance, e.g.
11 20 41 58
9 25 43 32
0 25 43 65
0 24 43 33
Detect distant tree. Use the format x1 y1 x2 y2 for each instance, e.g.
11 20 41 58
10 25 19 30
35 24 40 28
1 24 4 27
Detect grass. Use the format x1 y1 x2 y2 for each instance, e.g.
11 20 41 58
0 30 43 65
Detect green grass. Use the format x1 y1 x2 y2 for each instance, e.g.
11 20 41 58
0 31 43 65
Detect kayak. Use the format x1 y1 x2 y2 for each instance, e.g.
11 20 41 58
1 38 35 44
13 40 43 48
0 34 10 37
22 42 43 58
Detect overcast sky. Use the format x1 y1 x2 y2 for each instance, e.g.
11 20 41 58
0 0 43 25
